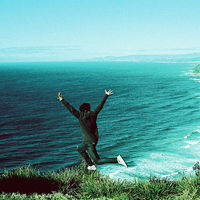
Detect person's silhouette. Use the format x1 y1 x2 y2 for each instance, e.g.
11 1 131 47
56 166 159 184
58 89 127 170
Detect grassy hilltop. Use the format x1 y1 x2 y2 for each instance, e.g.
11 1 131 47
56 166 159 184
1 162 200 199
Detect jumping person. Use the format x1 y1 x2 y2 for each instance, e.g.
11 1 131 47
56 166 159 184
58 89 128 170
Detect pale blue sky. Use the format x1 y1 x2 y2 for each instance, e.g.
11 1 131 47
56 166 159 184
1 0 200 62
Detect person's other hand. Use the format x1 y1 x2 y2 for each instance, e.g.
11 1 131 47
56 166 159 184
58 92 63 101
105 89 114 96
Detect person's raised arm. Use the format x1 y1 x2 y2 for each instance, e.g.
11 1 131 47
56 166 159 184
93 89 113 115
58 92 80 119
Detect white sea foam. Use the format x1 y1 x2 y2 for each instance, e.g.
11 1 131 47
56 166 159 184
186 167 193 172
186 141 199 145
109 171 119 178
191 78 200 83
184 134 191 139
162 174 170 178
171 172 179 175
182 145 190 149
150 153 163 159
162 172 179 178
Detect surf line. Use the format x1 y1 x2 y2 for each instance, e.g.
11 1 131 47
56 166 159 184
162 172 180 178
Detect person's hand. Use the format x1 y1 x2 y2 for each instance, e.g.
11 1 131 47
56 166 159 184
105 89 113 96
58 92 63 101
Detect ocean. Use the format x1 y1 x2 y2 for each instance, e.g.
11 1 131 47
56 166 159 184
1 61 200 181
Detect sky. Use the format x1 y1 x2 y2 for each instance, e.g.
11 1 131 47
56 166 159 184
0 0 200 62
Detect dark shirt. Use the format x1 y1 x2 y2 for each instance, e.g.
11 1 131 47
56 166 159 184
61 94 108 144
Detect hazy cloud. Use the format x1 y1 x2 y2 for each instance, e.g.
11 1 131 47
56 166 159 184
0 46 82 62
0 46 81 54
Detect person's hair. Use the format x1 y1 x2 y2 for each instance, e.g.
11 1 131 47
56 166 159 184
79 103 90 112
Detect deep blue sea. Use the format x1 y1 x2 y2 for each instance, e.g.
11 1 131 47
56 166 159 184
1 61 200 181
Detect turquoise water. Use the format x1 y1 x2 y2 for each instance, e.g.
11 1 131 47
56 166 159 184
1 62 200 181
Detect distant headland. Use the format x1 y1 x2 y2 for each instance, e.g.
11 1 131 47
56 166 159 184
73 52 200 63
192 64 200 76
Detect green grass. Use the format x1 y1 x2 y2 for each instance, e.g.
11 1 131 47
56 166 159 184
1 162 200 199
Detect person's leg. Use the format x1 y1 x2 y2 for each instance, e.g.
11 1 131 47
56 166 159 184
87 143 117 165
77 142 94 166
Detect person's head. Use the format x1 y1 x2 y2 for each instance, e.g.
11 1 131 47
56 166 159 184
79 103 90 112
